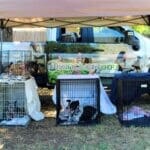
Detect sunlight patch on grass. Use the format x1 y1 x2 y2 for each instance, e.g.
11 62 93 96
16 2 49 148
0 144 4 150
43 110 56 118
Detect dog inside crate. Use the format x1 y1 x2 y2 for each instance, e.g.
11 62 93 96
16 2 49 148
3 100 25 121
0 82 29 125
58 100 98 125
56 79 99 125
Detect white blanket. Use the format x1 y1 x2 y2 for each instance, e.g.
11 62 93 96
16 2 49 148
100 82 116 114
25 78 45 121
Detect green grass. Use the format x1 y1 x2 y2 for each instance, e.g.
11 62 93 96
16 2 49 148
0 92 150 150
0 115 150 150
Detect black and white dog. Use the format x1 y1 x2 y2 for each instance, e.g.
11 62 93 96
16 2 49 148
61 100 97 124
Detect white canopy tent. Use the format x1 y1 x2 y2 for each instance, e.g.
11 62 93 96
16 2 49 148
0 0 149 28
0 0 149 71
0 0 149 45
0 0 149 47
0 0 149 18
0 0 149 123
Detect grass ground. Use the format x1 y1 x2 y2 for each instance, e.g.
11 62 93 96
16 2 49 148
0 88 150 150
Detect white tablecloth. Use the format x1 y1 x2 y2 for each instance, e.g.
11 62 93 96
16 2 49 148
52 75 116 115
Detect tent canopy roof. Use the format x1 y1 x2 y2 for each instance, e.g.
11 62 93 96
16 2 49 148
0 0 150 18
0 16 149 28
0 0 150 28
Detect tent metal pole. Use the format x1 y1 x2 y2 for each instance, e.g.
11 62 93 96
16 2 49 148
0 28 3 73
0 28 3 50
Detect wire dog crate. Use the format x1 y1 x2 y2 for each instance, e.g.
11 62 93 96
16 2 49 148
0 81 30 126
117 75 150 127
1 50 32 70
56 75 100 125
0 50 32 77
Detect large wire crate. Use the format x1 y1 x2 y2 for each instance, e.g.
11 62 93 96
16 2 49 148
56 75 100 125
1 50 32 73
116 75 150 127
0 81 30 126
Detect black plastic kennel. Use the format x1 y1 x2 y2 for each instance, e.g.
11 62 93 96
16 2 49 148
55 74 100 125
115 73 150 127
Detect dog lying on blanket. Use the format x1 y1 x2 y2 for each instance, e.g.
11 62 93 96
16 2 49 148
59 100 98 124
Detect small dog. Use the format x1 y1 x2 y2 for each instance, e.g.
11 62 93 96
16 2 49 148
4 101 25 120
63 100 98 124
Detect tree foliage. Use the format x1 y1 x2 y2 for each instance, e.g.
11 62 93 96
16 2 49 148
132 25 150 37
44 41 103 53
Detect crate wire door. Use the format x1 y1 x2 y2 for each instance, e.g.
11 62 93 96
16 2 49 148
0 81 28 122
1 50 32 75
117 78 150 127
56 78 100 125
2 50 32 66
